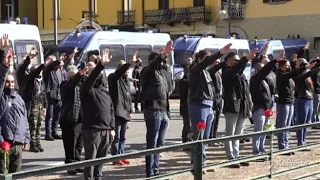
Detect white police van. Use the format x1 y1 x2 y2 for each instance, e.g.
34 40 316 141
0 23 44 65
48 30 174 95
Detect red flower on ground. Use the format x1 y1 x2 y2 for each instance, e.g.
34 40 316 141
264 109 273 118
197 121 206 131
0 141 11 152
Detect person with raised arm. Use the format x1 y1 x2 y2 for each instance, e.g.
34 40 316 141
0 34 30 173
222 48 258 168
80 49 115 180
188 43 231 173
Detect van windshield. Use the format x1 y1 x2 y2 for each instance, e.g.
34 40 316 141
44 47 83 65
14 40 41 65
273 50 282 59
173 50 193 66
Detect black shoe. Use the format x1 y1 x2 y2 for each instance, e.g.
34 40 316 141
45 135 55 141
53 134 62 139
240 162 250 166
291 152 296 155
76 168 84 173
240 139 245 144
37 144 44 152
67 170 77 175
183 148 191 151
281 152 292 156
228 164 241 168
244 138 250 142
29 144 40 153
266 135 271 139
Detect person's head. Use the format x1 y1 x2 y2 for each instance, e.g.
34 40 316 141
5 73 15 89
89 54 97 63
296 58 308 69
136 58 142 67
87 61 96 75
212 59 221 67
261 55 270 65
291 54 298 62
278 60 291 72
254 63 264 73
195 50 210 64
67 68 79 80
117 60 129 76
225 52 240 67
148 52 160 64
186 57 193 65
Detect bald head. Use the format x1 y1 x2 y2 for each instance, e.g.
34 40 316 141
254 63 264 72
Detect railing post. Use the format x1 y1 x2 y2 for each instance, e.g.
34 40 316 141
0 174 13 180
269 132 274 179
193 141 203 180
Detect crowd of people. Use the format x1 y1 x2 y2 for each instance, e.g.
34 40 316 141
0 32 319 179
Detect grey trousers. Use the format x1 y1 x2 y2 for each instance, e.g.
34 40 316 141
224 112 246 160
83 129 110 180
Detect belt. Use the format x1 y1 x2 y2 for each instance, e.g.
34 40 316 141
4 140 23 146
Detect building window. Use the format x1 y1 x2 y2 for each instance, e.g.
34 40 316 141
89 0 98 15
124 0 132 15
193 0 205 7
158 0 169 10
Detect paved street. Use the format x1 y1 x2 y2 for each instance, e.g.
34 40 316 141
22 100 232 170
19 100 320 180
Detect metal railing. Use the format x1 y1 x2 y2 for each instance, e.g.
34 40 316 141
1 122 320 180
222 1 245 19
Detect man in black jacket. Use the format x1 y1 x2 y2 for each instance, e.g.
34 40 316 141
311 58 320 129
43 54 67 141
250 59 279 159
140 40 172 178
209 60 226 146
180 57 192 146
222 49 257 168
80 49 115 180
109 60 132 165
132 58 143 112
60 67 87 175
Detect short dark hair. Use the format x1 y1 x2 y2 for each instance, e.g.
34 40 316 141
224 52 237 62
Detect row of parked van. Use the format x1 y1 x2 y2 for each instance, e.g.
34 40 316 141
170 35 308 97
0 23 308 98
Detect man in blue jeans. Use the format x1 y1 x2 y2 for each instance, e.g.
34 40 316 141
140 41 172 178
250 60 278 161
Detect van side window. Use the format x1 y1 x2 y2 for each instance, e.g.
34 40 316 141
14 40 40 65
125 45 152 66
154 45 173 65
238 49 249 58
99 45 125 69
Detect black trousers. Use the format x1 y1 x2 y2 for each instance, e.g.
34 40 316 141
210 98 222 138
61 122 83 164
0 144 22 174
182 114 191 143
83 129 110 180
134 88 141 110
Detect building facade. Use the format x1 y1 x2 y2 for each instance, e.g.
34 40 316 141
1 0 320 55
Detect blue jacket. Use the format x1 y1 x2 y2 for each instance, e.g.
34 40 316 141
0 62 30 144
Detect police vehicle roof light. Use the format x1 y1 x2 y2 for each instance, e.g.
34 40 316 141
23 17 28 24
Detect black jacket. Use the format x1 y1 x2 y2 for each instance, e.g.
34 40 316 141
80 62 115 130
265 71 277 95
276 68 305 104
108 64 132 120
222 57 252 117
209 62 226 108
60 73 83 125
43 61 64 101
311 71 320 94
295 68 320 99
250 60 276 111
140 54 169 111
132 65 142 89
188 52 222 104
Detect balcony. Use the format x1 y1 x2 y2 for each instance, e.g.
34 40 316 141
117 10 136 25
221 1 245 20
144 6 212 27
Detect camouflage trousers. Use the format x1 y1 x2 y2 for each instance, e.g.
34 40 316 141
29 103 45 144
